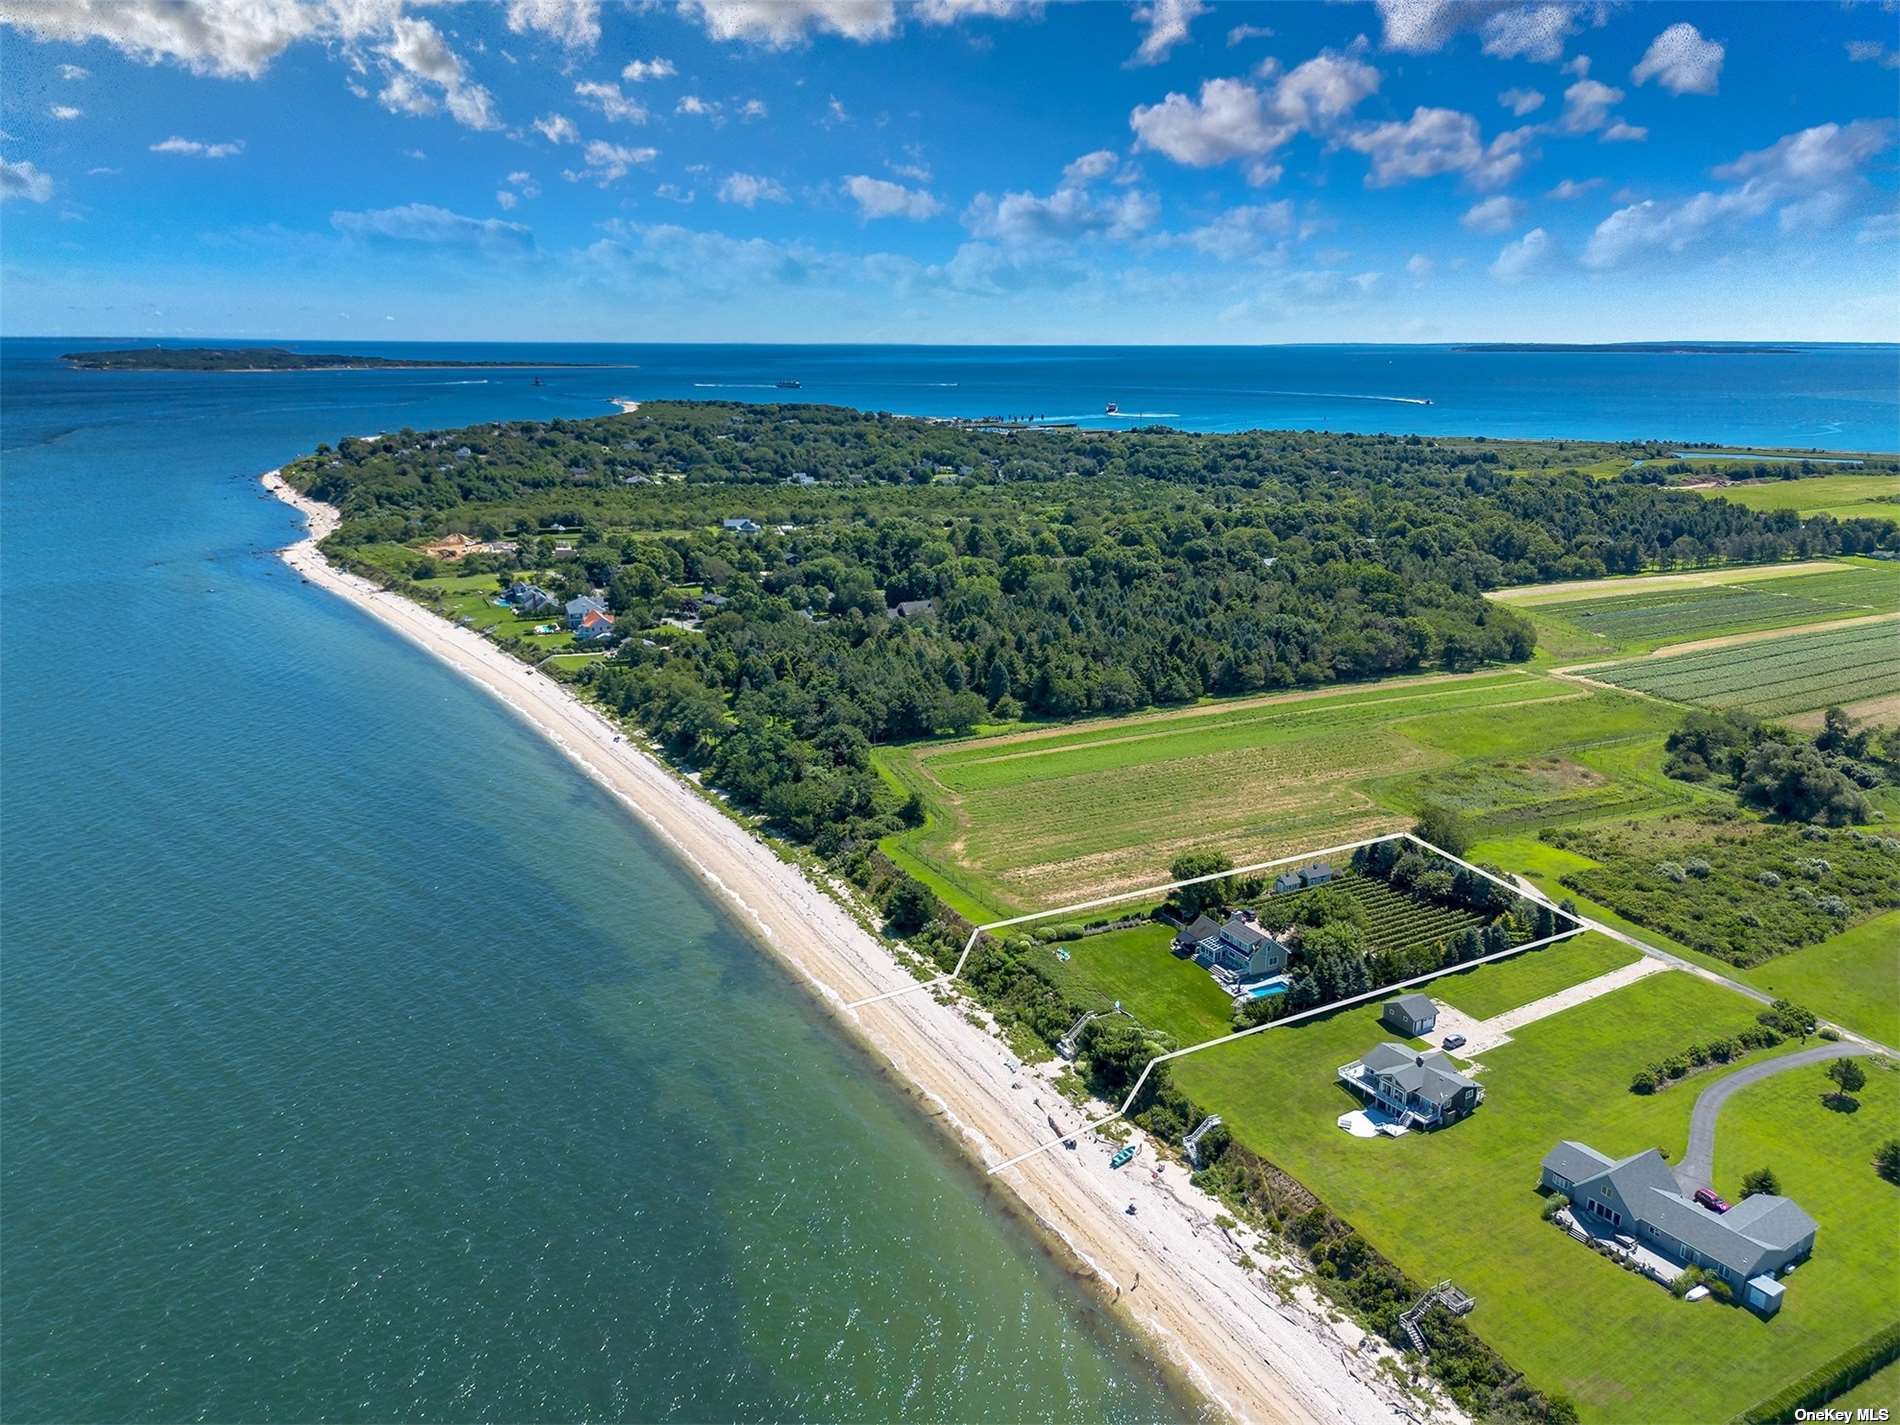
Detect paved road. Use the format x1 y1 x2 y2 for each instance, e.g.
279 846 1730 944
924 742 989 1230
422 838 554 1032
1672 1042 1872 1193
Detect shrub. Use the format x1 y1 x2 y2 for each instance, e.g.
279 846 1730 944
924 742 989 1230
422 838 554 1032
1755 870 1782 888
1630 1067 1660 1094
1741 1166 1781 1198
1685 857 1712 878
1877 1139 1900 1185
1657 861 1687 883
1542 1193 1571 1221
1731 1320 1900 1425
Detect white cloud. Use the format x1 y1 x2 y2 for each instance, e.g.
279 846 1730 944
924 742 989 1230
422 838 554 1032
1181 200 1293 259
1 0 315 78
1546 176 1599 199
378 15 500 130
1062 149 1118 184
496 189 518 209
740 98 768 119
1846 40 1900 71
1227 22 1272 45
676 94 723 118
1561 53 1589 76
50 104 82 120
1498 87 1543 117
505 0 600 49
562 138 658 185
533 112 580 143
1405 252 1434 280
718 171 788 206
57 62 89 79
1 156 52 202
655 182 695 203
1631 21 1724 96
150 135 243 158
575 79 647 122
1460 194 1523 232
86 164 119 176
1490 226 1555 282
622 56 677 80
1600 120 1646 144
1128 0 1207 67
1344 108 1531 189
1375 1 1583 61
843 173 943 219
964 174 1157 245
1557 77 1621 133
1583 120 1894 268
1130 49 1379 170
677 0 898 46
401 147 427 160
332 202 535 254
1858 211 1900 243
506 170 541 197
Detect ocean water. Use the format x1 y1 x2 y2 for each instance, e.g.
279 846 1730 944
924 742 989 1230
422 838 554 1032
0 340 1190 1423
2 334 1894 1422
40 335 1900 449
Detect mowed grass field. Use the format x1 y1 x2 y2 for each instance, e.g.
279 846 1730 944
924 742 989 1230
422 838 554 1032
1582 617 1900 717
1695 472 1900 520
1169 967 1900 1425
1032 923 1235 1048
1516 561 1900 661
875 672 1684 919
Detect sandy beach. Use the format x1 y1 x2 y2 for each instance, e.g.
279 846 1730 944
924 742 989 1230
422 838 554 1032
262 471 1430 1425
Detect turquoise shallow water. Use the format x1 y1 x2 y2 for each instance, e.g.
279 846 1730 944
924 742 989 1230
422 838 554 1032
0 341 1189 1422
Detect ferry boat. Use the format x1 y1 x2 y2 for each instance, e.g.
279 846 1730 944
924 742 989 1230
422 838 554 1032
776 379 802 389
1104 401 1119 414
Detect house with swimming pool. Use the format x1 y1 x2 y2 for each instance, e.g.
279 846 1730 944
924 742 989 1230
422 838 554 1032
1339 1043 1484 1130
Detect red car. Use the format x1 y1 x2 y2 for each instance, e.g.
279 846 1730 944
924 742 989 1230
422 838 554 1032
1693 1187 1731 1214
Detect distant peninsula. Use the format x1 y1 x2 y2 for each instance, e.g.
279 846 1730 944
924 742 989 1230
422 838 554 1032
1453 342 1803 355
61 347 619 372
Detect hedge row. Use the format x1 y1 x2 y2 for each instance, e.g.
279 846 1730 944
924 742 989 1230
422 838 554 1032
1730 1318 1900 1425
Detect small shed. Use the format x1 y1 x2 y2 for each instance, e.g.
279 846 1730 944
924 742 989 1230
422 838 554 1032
1301 862 1335 887
1382 993 1438 1037
1272 871 1302 895
1745 1275 1785 1317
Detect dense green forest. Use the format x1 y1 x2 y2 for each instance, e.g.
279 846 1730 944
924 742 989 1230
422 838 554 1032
288 401 1896 856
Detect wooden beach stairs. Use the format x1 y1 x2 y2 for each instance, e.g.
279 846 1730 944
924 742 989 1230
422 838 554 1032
1400 1280 1476 1355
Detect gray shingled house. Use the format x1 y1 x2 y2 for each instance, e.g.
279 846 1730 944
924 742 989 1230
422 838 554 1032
1381 993 1438 1037
1540 1141 1816 1315
1191 914 1288 980
1171 914 1221 955
1339 1043 1483 1130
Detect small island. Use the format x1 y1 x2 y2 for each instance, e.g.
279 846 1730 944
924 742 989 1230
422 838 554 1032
61 347 620 372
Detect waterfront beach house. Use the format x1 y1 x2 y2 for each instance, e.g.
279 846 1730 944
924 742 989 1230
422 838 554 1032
1539 1141 1816 1315
575 609 617 642
1381 994 1439 1038
721 517 762 535
1190 913 1289 982
566 594 608 628
1339 1044 1483 1130
505 582 560 615
1172 914 1222 955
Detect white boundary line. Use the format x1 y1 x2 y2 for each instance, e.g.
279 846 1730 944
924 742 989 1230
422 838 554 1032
986 923 1585 1175
861 829 1593 1175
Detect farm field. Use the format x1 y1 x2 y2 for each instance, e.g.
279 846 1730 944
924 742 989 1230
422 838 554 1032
875 671 1577 918
1486 560 1854 606
1516 562 1900 660
876 674 1693 920
1169 968 1898 1425
1694 473 1900 520
1580 618 1900 716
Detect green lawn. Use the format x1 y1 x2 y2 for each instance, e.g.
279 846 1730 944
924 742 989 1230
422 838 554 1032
1427 931 1639 1020
1032 923 1236 1048
1735 911 1900 1048
1827 1357 1900 1417
1171 969 1894 1424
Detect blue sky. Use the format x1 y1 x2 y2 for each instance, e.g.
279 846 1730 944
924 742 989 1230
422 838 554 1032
2 0 1896 343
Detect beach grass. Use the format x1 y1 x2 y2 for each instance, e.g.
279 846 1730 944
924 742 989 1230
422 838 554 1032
1170 967 1899 1424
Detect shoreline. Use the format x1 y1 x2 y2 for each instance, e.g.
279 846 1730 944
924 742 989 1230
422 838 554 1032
261 470 1429 1425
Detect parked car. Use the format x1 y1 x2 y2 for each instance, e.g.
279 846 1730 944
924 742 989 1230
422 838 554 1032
1442 1033 1467 1051
1694 1187 1732 1213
